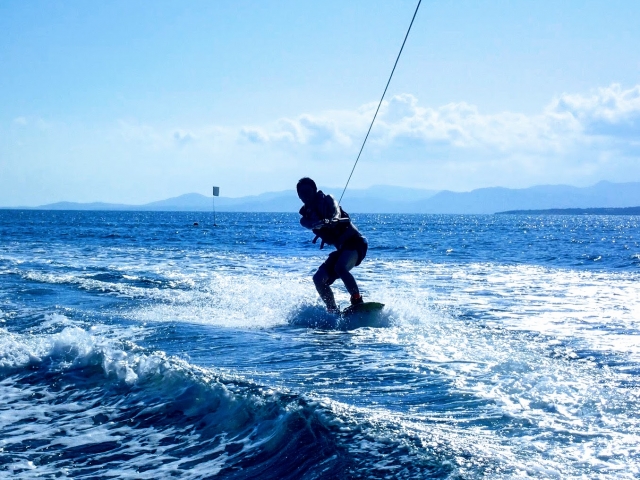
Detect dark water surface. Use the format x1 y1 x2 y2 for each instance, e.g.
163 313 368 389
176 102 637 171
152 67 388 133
1 211 639 478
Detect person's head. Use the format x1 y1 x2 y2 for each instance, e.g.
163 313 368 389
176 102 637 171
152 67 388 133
296 177 317 204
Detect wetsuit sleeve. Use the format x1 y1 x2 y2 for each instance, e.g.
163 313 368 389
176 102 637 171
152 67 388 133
298 193 339 230
300 216 315 230
299 205 317 230
320 194 340 221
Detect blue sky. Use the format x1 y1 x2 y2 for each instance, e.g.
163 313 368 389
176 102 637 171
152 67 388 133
1 0 639 206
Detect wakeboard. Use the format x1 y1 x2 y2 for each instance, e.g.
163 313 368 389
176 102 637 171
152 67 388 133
341 301 385 317
339 301 386 330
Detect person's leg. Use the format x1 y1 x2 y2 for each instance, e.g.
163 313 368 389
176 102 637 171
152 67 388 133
313 264 338 312
334 250 361 302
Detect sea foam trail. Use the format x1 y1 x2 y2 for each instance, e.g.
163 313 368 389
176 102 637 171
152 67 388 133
146 259 640 478
2 211 639 478
0 323 459 479
116 260 640 478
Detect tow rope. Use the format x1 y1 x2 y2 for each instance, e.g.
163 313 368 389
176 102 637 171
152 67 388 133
338 0 422 204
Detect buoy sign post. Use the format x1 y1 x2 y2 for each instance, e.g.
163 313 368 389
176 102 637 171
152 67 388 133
212 186 220 226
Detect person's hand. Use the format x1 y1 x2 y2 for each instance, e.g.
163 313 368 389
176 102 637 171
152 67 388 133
312 219 331 229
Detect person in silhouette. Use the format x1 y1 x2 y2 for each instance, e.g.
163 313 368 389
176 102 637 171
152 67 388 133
297 177 368 314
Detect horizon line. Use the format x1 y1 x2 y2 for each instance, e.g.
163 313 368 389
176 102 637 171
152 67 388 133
0 179 629 209
0 179 635 210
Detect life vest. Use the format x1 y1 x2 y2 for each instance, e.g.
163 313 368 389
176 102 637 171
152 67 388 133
299 191 365 251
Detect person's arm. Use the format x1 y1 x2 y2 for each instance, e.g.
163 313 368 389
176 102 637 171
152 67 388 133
300 216 316 229
319 194 340 221
299 205 317 230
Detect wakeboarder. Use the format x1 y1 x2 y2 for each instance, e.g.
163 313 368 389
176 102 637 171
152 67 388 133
297 177 368 314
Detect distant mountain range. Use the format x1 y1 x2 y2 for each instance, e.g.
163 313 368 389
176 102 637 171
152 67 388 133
13 181 640 214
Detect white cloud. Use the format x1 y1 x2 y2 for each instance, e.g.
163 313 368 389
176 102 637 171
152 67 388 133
173 129 196 146
117 121 229 151
116 84 639 188
549 84 640 145
240 115 352 147
23 83 629 206
110 85 640 174
204 83 638 191
234 84 640 167
239 127 269 144
550 83 640 124
369 94 585 155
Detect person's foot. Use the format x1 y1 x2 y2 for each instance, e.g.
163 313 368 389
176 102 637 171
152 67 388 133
327 306 341 315
350 294 364 306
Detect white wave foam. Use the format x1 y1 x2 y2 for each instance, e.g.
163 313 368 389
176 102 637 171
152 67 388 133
4 243 640 477
0 322 390 479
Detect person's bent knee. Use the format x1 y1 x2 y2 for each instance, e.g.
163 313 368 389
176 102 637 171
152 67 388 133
313 268 329 287
335 251 357 278
334 263 349 278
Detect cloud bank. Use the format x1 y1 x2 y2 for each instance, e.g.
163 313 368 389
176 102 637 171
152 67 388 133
215 83 638 191
243 84 640 156
3 84 639 206
115 83 639 162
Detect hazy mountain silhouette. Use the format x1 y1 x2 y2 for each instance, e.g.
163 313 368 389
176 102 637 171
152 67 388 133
25 181 640 214
417 181 640 214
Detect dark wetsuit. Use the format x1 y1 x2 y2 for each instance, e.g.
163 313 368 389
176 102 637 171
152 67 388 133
299 190 368 309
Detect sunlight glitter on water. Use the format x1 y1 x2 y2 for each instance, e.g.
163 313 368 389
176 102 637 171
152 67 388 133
2 211 639 478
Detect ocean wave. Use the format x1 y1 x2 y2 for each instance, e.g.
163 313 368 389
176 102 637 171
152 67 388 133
2 210 640 478
4 314 632 478
17 269 194 302
0 325 452 479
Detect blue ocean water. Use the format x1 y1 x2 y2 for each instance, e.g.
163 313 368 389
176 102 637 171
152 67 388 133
1 210 639 479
